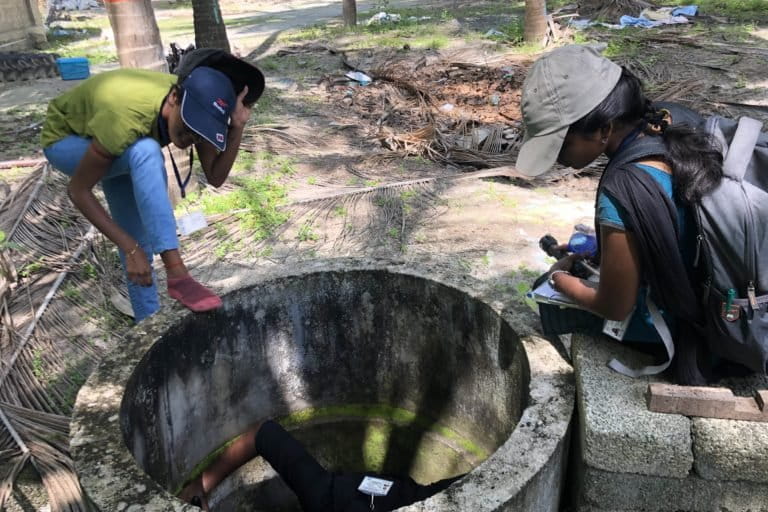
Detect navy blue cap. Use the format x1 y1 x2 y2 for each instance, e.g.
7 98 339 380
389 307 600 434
180 66 236 151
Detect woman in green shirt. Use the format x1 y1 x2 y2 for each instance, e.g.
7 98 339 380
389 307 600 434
41 64 256 321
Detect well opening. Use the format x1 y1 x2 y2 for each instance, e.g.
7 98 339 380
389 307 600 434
122 270 528 509
71 261 574 512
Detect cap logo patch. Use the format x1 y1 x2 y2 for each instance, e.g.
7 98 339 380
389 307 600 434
216 133 225 143
212 98 228 115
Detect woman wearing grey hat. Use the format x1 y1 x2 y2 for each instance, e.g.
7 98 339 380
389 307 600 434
518 45 723 384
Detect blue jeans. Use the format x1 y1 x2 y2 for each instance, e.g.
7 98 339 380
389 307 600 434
44 135 180 322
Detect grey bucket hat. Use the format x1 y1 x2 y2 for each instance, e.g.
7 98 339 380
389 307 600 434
516 45 622 177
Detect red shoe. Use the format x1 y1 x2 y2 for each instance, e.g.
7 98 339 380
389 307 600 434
167 275 222 313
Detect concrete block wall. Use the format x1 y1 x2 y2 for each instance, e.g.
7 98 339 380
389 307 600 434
0 0 46 50
571 334 768 512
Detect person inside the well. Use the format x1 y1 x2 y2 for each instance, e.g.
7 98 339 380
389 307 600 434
41 58 261 322
179 420 465 511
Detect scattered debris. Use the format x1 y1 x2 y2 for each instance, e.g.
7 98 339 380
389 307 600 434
305 45 528 168
345 71 373 86
366 12 402 26
484 29 506 38
51 0 99 10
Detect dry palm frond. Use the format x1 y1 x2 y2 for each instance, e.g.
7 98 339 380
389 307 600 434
378 124 449 161
648 78 709 106
0 165 128 511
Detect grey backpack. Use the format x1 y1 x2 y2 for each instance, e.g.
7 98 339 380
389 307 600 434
603 112 768 378
695 115 768 374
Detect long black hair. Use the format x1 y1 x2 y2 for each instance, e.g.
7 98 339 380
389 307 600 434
569 67 723 203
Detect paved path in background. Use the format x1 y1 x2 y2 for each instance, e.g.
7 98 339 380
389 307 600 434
0 0 427 110
222 0 426 55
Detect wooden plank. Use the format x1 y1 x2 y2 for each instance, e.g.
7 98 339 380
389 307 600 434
646 383 768 422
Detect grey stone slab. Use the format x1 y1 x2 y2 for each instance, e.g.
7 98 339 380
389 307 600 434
693 417 768 483
572 334 693 477
576 464 768 512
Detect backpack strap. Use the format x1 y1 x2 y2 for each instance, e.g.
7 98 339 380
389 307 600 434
608 288 675 378
722 116 763 180
605 136 668 175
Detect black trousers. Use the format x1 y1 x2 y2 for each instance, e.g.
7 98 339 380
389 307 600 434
255 420 463 512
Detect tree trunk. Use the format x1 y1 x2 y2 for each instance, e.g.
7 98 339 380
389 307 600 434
524 0 548 46
342 0 357 27
191 0 231 51
104 0 166 71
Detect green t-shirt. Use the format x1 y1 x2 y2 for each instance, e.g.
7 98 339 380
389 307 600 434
41 68 177 156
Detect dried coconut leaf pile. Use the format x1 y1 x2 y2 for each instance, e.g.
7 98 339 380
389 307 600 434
308 45 528 169
0 166 129 511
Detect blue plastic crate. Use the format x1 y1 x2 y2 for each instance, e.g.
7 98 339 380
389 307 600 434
56 57 90 80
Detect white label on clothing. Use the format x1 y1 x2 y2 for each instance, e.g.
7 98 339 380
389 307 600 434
602 307 635 341
177 211 208 236
358 477 393 497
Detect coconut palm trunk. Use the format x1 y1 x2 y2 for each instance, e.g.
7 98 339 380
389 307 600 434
343 0 357 27
191 0 231 51
104 0 166 71
524 0 549 45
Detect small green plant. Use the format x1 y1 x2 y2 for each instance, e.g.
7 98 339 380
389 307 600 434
233 151 257 173
32 349 45 380
297 221 319 242
62 284 82 300
387 227 400 239
307 176 318 185
18 261 44 278
605 37 642 58
214 240 237 259
332 205 348 217
80 262 98 280
255 150 296 175
197 175 290 241
254 246 274 258
257 56 281 72
499 18 525 44
64 367 88 407
516 281 538 311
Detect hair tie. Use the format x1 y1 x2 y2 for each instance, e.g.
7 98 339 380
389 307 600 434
644 108 671 135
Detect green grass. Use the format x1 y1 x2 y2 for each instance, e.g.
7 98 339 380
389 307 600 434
180 173 290 241
45 23 117 64
297 221 319 242
232 150 257 174
256 55 281 72
80 262 98 280
251 88 282 125
282 2 510 51
604 36 644 58
254 150 296 175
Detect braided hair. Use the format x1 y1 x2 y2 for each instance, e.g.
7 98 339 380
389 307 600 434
569 67 723 203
